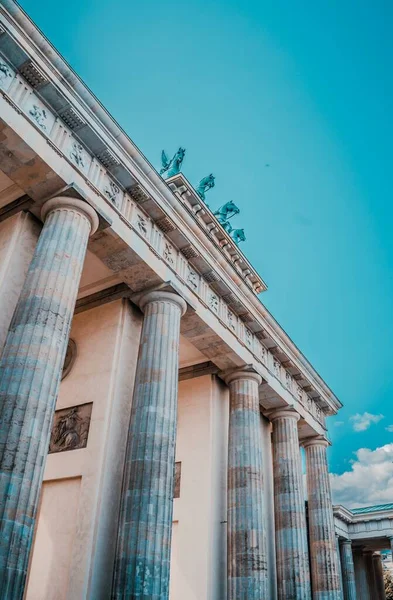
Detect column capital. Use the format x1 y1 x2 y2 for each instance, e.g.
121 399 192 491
341 538 352 547
269 407 300 423
41 196 99 234
222 367 262 386
301 435 329 449
139 289 187 316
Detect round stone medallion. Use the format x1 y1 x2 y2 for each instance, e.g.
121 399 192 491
62 338 77 380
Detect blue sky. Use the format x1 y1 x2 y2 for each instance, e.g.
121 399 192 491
19 0 393 503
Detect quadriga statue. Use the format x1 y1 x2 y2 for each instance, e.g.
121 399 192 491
196 174 215 201
160 147 186 178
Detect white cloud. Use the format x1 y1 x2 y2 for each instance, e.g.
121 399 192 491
331 443 393 508
386 425 393 432
350 412 384 432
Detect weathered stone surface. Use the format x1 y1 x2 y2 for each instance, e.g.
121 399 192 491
304 438 342 600
339 540 357 600
0 196 97 598
271 409 311 599
112 290 186 599
363 550 376 598
225 370 268 599
372 553 385 600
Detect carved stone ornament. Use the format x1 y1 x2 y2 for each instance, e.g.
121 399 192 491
62 338 77 380
49 402 92 454
69 141 85 168
227 309 236 332
245 327 253 348
163 243 175 265
187 267 198 290
104 180 120 207
136 213 148 237
208 292 219 314
0 60 12 86
29 104 48 130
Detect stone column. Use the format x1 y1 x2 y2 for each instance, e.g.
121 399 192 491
353 548 370 600
363 550 376 598
339 540 357 600
0 197 98 598
303 438 342 600
225 370 268 599
372 553 386 600
270 409 311 600
112 290 186 599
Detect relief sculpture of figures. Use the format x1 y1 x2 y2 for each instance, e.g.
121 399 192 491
160 147 186 178
29 104 47 130
196 173 215 201
0 61 12 84
49 403 93 453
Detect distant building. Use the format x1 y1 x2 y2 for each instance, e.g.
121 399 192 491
334 503 393 598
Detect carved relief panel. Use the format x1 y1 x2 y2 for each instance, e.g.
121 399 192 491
49 403 93 454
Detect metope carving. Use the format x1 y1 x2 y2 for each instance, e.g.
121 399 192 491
69 141 85 168
228 309 236 332
136 213 148 237
104 180 121 207
163 242 175 265
0 60 12 87
49 402 92 454
208 292 219 314
245 327 253 348
29 104 47 130
187 267 198 290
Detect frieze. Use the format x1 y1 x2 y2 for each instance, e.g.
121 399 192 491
49 402 92 454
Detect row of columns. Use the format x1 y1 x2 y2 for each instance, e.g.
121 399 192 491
0 195 345 599
338 540 387 600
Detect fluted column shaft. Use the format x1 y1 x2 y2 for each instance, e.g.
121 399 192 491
112 291 186 600
304 438 342 600
271 410 311 599
226 370 268 599
372 553 386 600
0 197 98 598
340 540 357 600
363 551 375 598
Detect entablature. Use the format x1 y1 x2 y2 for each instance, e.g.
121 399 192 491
0 3 341 427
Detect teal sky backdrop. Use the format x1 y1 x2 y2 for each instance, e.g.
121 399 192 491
18 0 393 501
